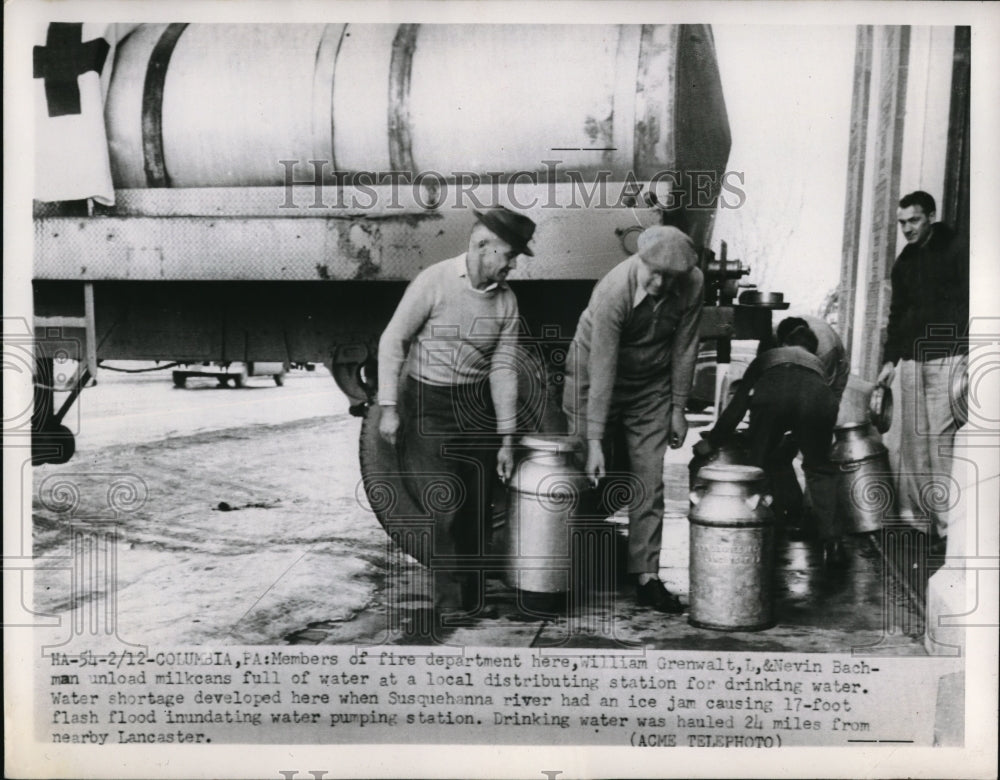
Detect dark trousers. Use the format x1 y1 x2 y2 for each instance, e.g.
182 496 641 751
399 377 498 612
745 367 839 536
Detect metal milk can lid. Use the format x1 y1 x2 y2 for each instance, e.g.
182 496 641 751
697 464 766 483
518 435 578 453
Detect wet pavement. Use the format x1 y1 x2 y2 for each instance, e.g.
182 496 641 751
29 371 927 655
288 467 927 655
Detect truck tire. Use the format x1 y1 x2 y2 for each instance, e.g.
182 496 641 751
173 373 186 388
32 424 76 465
358 404 506 566
273 373 285 386
358 404 434 565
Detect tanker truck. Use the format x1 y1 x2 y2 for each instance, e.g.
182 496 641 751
32 23 774 539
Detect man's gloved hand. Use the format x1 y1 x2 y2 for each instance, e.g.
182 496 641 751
877 360 896 387
692 435 716 459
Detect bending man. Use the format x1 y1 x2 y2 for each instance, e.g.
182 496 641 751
695 321 841 556
563 225 704 613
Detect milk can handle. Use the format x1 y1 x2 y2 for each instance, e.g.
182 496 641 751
838 461 863 474
689 487 705 506
743 494 773 511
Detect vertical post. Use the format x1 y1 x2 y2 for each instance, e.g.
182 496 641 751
83 282 97 381
942 26 970 241
839 26 874 363
859 26 910 379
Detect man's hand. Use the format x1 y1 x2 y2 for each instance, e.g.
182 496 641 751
693 437 716 458
668 407 689 449
877 361 896 387
378 405 400 446
585 439 606 487
496 441 515 483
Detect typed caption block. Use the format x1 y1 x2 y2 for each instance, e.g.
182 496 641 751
41 646 956 747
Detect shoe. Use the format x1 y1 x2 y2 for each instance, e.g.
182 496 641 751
636 579 685 614
783 524 812 542
928 532 948 559
822 539 849 569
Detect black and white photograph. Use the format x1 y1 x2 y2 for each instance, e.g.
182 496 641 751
4 1 998 778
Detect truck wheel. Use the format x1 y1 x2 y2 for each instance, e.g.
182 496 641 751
359 404 506 566
359 405 432 564
32 424 76 465
173 372 186 388
273 373 285 387
231 374 244 388
218 377 229 388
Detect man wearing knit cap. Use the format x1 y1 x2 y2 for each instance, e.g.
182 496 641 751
378 206 536 639
563 225 704 613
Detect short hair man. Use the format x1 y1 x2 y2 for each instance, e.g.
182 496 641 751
877 191 969 543
695 320 841 555
563 225 704 613
776 315 849 402
773 315 849 547
378 206 536 637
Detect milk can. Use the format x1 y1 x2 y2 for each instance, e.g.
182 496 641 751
504 437 587 597
828 422 891 534
688 465 776 631
688 436 751 491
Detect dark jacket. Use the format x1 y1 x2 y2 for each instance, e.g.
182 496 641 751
705 346 827 448
883 223 969 364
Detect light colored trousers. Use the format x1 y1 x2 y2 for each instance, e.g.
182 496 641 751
563 376 671 575
887 354 967 537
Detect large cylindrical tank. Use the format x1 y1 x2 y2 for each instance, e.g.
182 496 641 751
688 465 776 631
829 421 891 535
104 23 731 190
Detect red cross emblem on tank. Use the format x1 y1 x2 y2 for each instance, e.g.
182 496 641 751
33 23 110 117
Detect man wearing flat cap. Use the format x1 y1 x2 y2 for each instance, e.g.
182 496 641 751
378 206 535 637
563 225 704 613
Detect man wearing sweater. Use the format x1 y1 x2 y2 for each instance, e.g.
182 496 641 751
563 225 704 613
378 206 536 632
876 190 969 543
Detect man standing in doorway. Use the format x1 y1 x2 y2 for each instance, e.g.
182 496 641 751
877 190 969 545
563 225 704 613
378 206 536 636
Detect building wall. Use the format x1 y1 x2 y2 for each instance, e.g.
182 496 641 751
899 27 955 204
840 25 988 675
839 26 958 379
